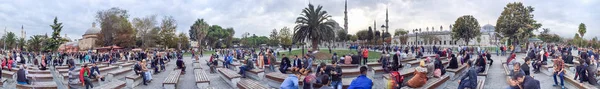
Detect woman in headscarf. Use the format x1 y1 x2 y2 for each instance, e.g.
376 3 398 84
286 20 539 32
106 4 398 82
407 60 428 88
447 54 459 69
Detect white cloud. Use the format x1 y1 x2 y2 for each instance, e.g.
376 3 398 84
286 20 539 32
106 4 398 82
0 0 598 40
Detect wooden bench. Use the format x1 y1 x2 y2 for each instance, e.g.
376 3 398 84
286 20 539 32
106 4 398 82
400 74 450 89
341 68 361 78
401 58 417 62
162 70 182 89
16 81 58 89
119 62 135 69
195 69 210 89
237 79 269 89
446 64 466 73
564 72 593 89
366 62 381 67
0 78 6 87
218 68 241 88
477 65 489 76
422 74 450 89
265 72 287 88
246 69 265 80
125 74 143 89
502 64 510 75
92 80 126 89
193 63 202 69
1 70 15 78
339 64 360 69
370 67 386 78
107 68 133 81
476 79 485 89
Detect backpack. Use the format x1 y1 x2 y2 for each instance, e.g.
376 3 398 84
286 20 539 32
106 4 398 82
389 71 404 89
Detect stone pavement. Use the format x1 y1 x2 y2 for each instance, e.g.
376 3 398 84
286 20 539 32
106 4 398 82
127 53 596 89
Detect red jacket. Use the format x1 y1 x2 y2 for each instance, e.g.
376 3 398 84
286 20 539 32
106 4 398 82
79 68 89 84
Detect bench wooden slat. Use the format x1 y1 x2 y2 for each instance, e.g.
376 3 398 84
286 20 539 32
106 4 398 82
93 80 126 89
195 69 210 83
218 68 241 79
237 79 268 89
163 70 182 84
423 75 450 89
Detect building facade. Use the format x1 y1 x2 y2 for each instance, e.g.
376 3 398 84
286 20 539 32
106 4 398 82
394 24 499 47
78 23 101 50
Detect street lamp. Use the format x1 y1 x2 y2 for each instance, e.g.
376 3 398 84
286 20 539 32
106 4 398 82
413 29 418 46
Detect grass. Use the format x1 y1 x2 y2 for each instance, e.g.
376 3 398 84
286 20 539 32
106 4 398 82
276 49 382 63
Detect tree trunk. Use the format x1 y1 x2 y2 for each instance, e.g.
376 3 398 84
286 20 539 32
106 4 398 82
312 39 319 51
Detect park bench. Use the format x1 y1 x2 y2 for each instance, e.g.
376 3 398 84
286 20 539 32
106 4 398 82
92 80 126 89
339 64 360 69
119 62 135 69
107 67 133 81
194 69 210 89
162 70 182 89
422 74 450 89
0 78 6 86
193 62 202 69
401 58 417 62
28 68 70 74
237 79 269 89
502 64 510 75
400 74 449 89
341 68 361 78
265 72 286 88
246 69 265 80
366 62 381 67
16 81 58 89
370 66 385 75
125 74 143 89
1 69 15 78
99 65 119 73
407 60 421 67
477 65 489 76
476 79 485 89
564 72 594 89
218 68 241 88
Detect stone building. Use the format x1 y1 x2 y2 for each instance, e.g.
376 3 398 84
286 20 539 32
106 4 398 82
78 23 100 50
394 24 499 47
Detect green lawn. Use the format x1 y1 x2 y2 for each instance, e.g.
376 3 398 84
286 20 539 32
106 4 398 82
276 49 382 63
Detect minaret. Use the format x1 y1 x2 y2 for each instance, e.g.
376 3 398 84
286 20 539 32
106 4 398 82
385 7 389 34
343 0 348 33
21 25 25 39
373 20 376 31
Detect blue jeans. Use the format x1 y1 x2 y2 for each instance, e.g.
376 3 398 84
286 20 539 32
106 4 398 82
330 81 342 89
554 72 564 86
239 66 248 77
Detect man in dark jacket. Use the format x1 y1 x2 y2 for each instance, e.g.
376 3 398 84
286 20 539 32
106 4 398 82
458 61 477 89
514 73 541 89
133 61 147 85
238 58 254 78
279 54 291 73
329 61 343 89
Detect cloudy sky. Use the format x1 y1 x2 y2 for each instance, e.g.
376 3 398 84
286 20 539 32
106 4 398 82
1 0 598 40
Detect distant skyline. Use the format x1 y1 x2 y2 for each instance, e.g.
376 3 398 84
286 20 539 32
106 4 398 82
0 0 598 40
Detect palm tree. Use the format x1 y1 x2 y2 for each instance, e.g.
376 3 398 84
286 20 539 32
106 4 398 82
293 4 336 50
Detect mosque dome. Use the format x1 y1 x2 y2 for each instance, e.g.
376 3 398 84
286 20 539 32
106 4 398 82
84 23 101 35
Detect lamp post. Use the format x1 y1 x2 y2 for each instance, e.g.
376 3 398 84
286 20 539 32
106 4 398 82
413 29 418 46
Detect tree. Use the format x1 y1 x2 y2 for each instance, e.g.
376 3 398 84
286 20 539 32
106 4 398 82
27 35 47 52
394 29 408 37
579 23 586 37
132 15 157 49
451 15 481 46
2 32 17 49
45 17 65 51
356 30 369 41
178 33 190 50
96 7 136 48
159 16 178 48
17 38 25 50
374 30 381 43
189 19 210 50
496 2 541 49
268 29 279 46
349 35 358 42
336 30 348 42
292 4 336 50
279 27 293 48
367 27 374 41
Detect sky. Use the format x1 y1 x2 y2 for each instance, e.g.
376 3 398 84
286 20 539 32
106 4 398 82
0 0 598 40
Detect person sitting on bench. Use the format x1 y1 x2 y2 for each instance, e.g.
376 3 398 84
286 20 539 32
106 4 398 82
16 65 30 85
176 54 186 74
134 60 148 85
348 66 373 89
238 58 254 78
458 61 477 89
290 55 302 73
407 60 428 88
447 54 458 69
80 64 94 89
475 54 487 73
279 54 291 73
89 63 105 81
